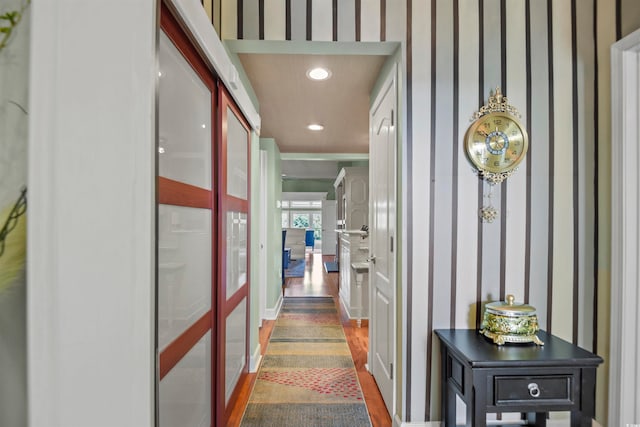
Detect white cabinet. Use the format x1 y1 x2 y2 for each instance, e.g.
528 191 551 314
334 167 369 322
334 167 368 231
338 233 369 323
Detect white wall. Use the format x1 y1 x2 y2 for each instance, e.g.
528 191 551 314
28 1 157 426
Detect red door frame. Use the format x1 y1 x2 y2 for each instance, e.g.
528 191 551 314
158 0 218 419
159 4 252 426
216 83 252 425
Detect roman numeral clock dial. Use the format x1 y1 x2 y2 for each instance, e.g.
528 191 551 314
464 87 529 222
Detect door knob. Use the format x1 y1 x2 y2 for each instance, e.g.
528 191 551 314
368 255 377 264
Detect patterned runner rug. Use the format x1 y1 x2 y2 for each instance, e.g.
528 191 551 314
240 296 372 427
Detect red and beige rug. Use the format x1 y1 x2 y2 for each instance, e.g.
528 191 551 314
240 296 372 427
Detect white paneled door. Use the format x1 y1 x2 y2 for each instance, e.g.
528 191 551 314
368 65 397 416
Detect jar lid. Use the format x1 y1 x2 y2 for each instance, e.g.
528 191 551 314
485 294 537 317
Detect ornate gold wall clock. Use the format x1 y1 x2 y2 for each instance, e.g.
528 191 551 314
464 87 528 222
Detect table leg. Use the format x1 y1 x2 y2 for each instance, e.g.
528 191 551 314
439 384 456 427
467 390 487 427
570 411 592 427
525 412 547 427
440 349 454 427
573 368 597 427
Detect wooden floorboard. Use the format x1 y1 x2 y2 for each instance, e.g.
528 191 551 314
227 251 392 427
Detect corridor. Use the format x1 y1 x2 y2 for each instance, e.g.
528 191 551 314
228 251 391 427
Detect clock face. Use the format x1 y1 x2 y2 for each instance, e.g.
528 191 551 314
464 112 528 174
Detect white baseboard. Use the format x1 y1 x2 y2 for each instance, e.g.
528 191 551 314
249 344 261 373
264 294 283 320
394 414 435 427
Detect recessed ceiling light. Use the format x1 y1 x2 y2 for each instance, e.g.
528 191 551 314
307 124 324 131
306 67 331 81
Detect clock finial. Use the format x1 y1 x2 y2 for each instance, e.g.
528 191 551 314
472 86 521 120
493 87 503 103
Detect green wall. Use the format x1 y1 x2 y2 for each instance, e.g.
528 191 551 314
249 131 260 363
281 161 371 200
282 178 336 200
337 160 369 170
260 138 283 311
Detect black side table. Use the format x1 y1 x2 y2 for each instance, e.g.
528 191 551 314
434 329 603 427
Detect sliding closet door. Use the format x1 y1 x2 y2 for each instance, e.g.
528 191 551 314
157 8 216 427
216 84 251 424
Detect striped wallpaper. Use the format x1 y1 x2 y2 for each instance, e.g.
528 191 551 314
214 0 639 423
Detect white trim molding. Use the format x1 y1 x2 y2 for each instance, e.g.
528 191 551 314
264 294 283 320
165 0 261 132
610 28 640 427
249 344 262 373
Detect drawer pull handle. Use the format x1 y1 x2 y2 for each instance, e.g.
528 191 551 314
528 383 541 398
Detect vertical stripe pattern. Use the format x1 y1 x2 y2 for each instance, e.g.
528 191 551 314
307 0 312 40
475 0 485 332
571 0 579 344
333 0 338 41
620 0 640 38
237 0 243 38
355 0 362 41
258 0 264 39
224 0 389 42
381 0 386 41
499 0 507 301
242 0 259 40
505 1 527 309
263 0 285 40
415 0 601 419
285 0 291 40
450 0 459 330
545 0 555 335
425 0 437 419
405 0 414 419
524 0 532 304
576 0 596 350
215 0 613 421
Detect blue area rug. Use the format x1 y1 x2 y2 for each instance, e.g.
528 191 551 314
323 261 339 273
284 259 306 278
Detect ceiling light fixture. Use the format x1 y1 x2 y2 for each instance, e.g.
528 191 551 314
307 124 324 131
306 67 331 81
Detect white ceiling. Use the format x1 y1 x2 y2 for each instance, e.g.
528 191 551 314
236 53 387 154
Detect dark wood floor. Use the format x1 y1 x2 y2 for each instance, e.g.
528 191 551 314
228 250 392 427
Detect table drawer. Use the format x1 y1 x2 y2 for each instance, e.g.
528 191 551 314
494 375 573 405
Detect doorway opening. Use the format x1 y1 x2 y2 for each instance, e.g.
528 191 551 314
226 40 402 420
